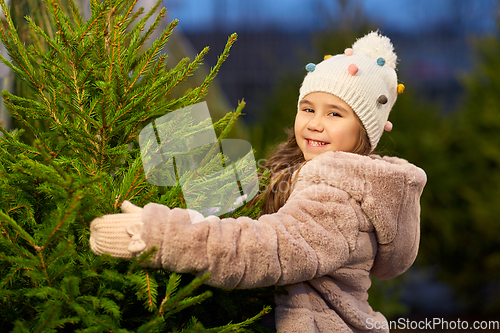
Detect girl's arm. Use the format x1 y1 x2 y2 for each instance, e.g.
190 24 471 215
90 184 355 290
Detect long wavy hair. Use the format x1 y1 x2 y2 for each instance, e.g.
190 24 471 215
248 116 371 216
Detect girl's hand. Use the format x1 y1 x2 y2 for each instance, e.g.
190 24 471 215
89 200 145 259
120 200 143 214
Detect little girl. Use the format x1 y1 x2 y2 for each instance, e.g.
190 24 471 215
90 32 427 333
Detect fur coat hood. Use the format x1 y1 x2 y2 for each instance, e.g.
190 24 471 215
291 151 426 280
90 151 426 332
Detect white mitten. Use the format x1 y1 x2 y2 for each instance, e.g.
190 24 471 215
120 200 143 214
89 200 146 259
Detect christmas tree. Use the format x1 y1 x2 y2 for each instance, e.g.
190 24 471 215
0 0 272 331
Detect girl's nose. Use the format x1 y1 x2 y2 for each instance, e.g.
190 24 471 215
307 114 324 132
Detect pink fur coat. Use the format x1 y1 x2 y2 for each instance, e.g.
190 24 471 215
90 151 427 332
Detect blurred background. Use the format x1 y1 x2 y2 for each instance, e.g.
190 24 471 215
2 0 500 330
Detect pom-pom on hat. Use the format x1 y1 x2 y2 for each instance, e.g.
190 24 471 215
298 31 399 151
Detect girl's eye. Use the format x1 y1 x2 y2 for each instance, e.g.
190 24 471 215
303 108 314 113
329 112 341 117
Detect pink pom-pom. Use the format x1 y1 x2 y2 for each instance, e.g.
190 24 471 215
384 121 393 132
348 63 358 76
344 48 354 56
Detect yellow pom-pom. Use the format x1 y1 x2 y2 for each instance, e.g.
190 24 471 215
397 83 405 94
324 55 333 60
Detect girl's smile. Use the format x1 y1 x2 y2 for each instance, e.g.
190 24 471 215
306 139 329 147
295 92 361 160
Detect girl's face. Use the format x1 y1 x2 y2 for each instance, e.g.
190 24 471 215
294 92 361 161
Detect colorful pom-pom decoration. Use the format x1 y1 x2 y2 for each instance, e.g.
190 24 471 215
377 57 386 66
324 55 333 60
377 95 388 104
397 83 405 94
344 48 354 56
384 121 393 132
348 63 358 76
305 63 316 72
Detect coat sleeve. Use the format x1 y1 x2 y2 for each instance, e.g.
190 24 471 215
138 184 358 289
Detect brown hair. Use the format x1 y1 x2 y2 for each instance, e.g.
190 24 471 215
247 116 371 216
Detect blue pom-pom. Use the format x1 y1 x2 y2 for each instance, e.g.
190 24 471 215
377 57 385 66
305 63 316 72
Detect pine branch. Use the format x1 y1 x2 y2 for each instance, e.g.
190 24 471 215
159 273 212 317
213 99 245 140
0 22 38 92
124 0 160 46
24 15 72 65
41 194 81 250
0 0 268 331
122 3 143 33
206 306 272 333
68 0 84 29
47 0 75 48
125 13 173 92
76 8 108 46
0 210 36 248
163 272 182 303
131 268 159 312
134 1 165 53
162 47 210 102
115 157 148 203
186 33 238 105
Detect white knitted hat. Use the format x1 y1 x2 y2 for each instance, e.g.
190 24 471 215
298 31 402 151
